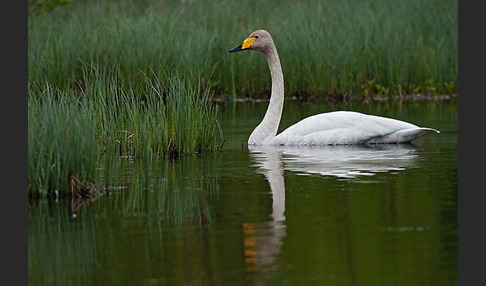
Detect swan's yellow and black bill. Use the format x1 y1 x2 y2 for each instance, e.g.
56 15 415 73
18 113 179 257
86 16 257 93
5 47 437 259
228 37 255 53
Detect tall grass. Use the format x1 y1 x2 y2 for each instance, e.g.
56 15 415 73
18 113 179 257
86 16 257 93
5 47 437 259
79 67 224 157
28 72 223 196
28 0 457 97
28 91 98 195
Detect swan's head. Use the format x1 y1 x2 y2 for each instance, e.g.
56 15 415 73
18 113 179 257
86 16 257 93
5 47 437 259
228 29 274 53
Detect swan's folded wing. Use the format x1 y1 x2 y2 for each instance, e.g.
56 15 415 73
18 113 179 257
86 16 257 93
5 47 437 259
365 127 440 144
273 111 422 145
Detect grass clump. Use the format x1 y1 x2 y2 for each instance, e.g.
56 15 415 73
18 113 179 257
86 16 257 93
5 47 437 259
79 68 224 158
28 90 98 196
28 72 223 196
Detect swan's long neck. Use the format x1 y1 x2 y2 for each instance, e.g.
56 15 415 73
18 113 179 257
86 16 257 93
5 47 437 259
248 44 284 145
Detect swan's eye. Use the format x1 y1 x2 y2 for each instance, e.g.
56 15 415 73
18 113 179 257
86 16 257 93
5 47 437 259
254 35 259 39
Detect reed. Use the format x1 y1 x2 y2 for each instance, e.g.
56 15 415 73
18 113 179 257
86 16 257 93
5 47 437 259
28 72 223 196
28 91 99 196
79 67 224 158
28 0 457 97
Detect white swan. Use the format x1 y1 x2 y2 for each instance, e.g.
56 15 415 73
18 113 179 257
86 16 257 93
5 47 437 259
229 30 440 145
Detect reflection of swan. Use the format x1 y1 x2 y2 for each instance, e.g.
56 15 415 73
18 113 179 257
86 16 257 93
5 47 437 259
229 30 439 145
250 148 286 221
242 147 286 273
249 144 419 179
243 144 419 273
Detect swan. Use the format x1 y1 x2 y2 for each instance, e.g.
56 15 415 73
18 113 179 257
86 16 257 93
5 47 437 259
229 30 440 145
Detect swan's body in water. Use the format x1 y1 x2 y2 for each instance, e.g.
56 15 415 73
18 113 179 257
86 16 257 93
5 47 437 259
229 30 439 146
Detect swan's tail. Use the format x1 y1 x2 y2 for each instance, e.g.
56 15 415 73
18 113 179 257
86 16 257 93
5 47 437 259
416 128 440 134
366 127 440 144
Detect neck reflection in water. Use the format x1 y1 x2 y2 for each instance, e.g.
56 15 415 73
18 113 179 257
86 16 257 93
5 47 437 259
241 146 287 274
243 144 419 275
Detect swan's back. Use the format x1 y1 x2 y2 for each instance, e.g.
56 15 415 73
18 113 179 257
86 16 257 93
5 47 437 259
272 111 438 145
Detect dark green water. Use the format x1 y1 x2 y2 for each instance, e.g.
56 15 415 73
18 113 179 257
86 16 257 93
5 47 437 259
28 100 457 286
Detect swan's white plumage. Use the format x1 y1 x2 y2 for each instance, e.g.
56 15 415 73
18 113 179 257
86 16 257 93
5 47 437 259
271 111 439 145
230 30 440 146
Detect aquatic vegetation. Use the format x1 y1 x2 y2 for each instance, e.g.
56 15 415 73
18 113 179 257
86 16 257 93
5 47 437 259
28 73 223 196
28 0 457 97
28 92 99 196
81 68 224 158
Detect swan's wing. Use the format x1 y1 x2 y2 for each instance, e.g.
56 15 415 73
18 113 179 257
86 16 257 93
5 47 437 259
273 111 434 145
366 127 439 144
278 111 419 137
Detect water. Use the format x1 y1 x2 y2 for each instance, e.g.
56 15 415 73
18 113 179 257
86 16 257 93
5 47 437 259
28 100 457 285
